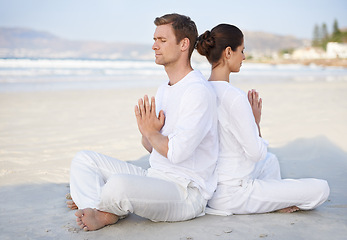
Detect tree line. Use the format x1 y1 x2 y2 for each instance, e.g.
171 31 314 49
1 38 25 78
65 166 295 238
312 19 347 49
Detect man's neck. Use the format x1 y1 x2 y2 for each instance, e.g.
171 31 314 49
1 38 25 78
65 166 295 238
165 61 193 86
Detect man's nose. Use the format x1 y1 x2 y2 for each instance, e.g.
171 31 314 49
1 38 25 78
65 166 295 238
152 41 158 50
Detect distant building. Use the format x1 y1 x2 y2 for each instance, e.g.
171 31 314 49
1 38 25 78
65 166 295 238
291 47 326 59
326 42 347 58
291 42 347 60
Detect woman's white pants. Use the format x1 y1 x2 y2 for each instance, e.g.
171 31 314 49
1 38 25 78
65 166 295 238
207 153 330 215
70 150 206 222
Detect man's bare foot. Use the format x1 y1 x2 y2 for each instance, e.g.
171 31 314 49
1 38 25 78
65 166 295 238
276 206 300 213
66 193 72 200
75 208 119 231
66 193 78 210
67 200 78 210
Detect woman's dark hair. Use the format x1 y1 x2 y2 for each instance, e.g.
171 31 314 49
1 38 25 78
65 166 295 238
196 24 243 65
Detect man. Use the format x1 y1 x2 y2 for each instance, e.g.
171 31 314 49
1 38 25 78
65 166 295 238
69 13 218 231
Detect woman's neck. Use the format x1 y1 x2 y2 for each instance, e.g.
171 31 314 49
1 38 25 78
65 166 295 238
208 65 230 82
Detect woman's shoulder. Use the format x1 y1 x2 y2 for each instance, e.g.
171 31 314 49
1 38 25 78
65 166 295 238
210 81 246 101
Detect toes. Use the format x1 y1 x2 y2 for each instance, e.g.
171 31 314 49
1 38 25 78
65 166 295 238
67 201 72 208
288 206 299 213
76 219 86 229
293 206 300 212
77 221 83 228
67 201 78 210
76 219 84 226
75 209 84 217
79 224 86 230
65 193 72 200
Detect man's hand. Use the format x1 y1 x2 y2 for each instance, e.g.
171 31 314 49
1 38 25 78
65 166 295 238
135 95 168 157
134 95 165 137
248 89 262 137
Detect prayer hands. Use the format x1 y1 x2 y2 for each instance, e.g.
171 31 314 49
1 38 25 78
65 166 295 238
135 95 165 138
248 89 262 125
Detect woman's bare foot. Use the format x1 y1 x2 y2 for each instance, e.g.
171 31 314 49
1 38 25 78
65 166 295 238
276 206 300 213
67 200 78 210
75 208 119 231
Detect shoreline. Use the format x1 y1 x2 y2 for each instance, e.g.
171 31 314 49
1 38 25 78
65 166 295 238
248 58 347 68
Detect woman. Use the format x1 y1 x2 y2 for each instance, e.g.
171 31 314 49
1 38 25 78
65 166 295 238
195 24 330 215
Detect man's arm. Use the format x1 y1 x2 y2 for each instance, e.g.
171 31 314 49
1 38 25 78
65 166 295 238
135 95 168 157
166 85 214 164
141 136 153 153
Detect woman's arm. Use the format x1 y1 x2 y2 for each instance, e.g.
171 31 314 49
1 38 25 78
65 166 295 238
225 91 267 163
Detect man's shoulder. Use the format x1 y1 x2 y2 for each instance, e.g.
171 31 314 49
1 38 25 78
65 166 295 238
184 70 211 90
187 70 206 82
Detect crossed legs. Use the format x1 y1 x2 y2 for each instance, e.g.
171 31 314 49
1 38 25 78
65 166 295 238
68 151 206 231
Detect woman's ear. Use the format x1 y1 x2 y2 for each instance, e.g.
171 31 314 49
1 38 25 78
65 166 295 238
225 46 233 59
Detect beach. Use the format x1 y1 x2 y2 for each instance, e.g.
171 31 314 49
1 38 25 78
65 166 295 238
0 63 347 239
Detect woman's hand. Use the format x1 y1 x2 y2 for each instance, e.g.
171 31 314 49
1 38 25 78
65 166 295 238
248 89 262 137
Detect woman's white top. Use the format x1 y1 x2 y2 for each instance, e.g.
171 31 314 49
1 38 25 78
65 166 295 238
209 81 268 186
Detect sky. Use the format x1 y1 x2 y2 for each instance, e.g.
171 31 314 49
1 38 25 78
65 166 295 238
0 0 346 44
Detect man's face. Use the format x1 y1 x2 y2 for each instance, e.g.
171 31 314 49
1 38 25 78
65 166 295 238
152 24 181 66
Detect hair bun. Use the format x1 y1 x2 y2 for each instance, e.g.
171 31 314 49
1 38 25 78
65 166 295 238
196 30 215 56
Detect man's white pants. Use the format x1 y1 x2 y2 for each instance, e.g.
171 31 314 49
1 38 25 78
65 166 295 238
70 150 206 222
207 153 330 215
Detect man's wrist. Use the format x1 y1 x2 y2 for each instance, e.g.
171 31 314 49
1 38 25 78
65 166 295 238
145 130 160 142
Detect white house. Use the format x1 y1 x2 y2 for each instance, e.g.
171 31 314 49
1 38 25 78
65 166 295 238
326 42 347 58
291 47 326 59
291 42 347 60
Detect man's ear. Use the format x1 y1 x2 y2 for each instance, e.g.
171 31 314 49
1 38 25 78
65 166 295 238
180 38 190 52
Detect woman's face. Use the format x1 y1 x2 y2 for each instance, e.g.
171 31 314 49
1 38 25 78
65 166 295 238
229 40 245 72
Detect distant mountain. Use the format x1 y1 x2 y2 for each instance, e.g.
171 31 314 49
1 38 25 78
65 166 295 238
243 31 310 54
0 27 309 59
0 27 153 59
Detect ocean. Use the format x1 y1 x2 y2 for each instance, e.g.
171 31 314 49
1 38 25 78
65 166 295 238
0 58 346 92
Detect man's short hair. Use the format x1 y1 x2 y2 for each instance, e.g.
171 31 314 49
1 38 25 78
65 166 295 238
154 13 198 58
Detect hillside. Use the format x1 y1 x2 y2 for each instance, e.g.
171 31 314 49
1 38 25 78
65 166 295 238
0 27 308 59
243 31 309 54
0 28 152 59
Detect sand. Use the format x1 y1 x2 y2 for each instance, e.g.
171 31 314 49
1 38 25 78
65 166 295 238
0 80 347 240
